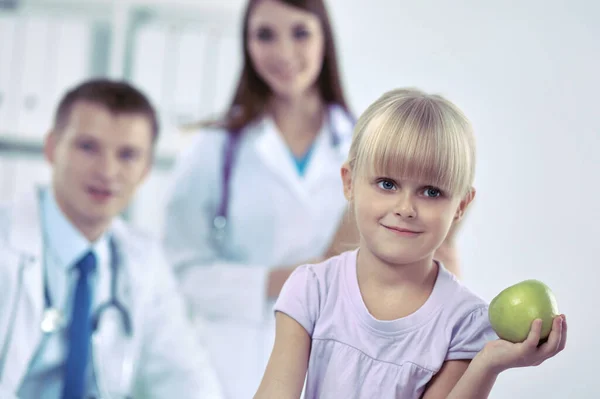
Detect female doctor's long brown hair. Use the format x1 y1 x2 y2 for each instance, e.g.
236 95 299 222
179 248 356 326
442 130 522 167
213 0 351 133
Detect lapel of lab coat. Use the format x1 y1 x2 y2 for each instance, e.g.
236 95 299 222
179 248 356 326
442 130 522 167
106 219 137 329
253 105 354 205
303 105 355 190
254 117 310 203
89 220 139 396
1 187 45 392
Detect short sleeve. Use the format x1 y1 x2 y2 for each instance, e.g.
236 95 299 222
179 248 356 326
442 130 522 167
446 306 498 361
273 265 321 336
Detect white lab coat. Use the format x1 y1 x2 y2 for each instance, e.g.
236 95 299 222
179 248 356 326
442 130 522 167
162 105 355 399
0 187 224 398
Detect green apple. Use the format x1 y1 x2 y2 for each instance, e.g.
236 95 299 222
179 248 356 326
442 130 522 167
488 279 559 343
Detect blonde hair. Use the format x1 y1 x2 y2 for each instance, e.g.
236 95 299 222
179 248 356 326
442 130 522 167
347 88 476 197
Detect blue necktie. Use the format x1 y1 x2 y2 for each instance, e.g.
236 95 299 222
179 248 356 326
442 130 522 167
62 251 97 399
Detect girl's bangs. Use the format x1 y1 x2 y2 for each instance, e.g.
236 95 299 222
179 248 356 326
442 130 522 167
354 110 472 196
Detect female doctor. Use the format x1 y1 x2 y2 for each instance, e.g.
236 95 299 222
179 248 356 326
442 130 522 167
162 0 462 397
162 0 354 397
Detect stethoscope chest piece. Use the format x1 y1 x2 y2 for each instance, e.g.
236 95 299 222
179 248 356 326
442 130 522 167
212 215 227 244
41 307 65 334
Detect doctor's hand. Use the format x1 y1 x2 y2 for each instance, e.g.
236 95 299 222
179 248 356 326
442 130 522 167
267 257 325 299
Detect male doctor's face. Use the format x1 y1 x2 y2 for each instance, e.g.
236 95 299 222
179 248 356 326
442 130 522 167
44 100 153 237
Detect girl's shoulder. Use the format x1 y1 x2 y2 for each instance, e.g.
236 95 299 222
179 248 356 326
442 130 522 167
431 266 494 341
298 249 357 286
275 250 358 335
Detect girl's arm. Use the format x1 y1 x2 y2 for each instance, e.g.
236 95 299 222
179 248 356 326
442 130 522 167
422 315 567 399
420 360 472 398
254 312 311 399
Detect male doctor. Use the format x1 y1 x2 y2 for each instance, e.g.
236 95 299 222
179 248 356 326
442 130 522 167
0 79 224 398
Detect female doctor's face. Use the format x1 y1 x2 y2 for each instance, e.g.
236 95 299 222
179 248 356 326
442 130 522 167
247 0 325 99
44 100 152 238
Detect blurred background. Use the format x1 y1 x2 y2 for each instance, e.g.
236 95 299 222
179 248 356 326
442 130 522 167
1 0 598 397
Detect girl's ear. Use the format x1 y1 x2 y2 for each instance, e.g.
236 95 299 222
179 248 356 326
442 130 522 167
455 187 476 221
341 163 353 201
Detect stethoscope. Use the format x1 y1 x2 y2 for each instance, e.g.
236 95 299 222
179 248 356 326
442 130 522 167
40 237 132 337
211 109 352 250
37 188 134 398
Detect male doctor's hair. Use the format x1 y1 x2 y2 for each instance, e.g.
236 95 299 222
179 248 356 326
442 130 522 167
53 78 159 142
347 88 476 198
210 0 350 133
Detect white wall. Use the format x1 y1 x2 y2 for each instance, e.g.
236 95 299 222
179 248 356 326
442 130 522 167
326 1 599 397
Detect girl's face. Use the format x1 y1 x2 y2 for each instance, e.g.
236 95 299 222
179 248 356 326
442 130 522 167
342 165 474 267
247 0 325 99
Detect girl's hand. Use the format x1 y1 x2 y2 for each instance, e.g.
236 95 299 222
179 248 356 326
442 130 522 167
477 314 567 375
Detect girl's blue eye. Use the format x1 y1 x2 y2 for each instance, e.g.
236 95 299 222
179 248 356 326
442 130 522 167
424 187 442 198
377 180 396 191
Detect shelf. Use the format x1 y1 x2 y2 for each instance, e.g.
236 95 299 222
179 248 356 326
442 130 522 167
0 0 241 171
15 0 242 28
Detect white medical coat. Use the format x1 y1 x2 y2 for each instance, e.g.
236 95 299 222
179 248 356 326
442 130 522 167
162 105 355 398
0 187 224 398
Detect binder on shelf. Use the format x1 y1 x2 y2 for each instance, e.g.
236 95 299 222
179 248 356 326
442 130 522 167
129 22 169 129
211 33 242 118
171 27 208 127
14 15 54 138
47 17 93 121
0 15 19 133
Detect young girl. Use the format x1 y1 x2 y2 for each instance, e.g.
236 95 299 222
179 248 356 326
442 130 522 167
254 88 567 398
